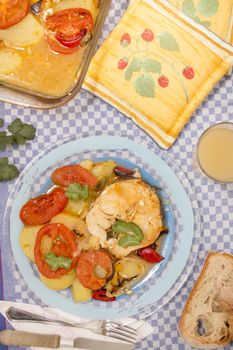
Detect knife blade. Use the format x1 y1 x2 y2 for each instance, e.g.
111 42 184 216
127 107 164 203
0 330 134 349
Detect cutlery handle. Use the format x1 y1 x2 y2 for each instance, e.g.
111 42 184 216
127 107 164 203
0 330 60 348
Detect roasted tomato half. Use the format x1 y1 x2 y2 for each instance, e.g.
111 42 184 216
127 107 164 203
20 188 68 225
34 223 78 278
0 0 29 30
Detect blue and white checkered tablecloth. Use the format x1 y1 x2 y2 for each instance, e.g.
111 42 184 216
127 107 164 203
0 1 233 349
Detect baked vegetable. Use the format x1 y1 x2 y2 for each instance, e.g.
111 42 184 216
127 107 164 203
20 188 68 225
34 223 78 278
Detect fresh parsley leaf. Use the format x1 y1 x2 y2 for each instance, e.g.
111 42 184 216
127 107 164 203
65 183 89 202
0 163 19 182
13 134 27 145
112 220 144 248
0 131 7 138
0 119 3 128
8 118 23 134
45 252 72 271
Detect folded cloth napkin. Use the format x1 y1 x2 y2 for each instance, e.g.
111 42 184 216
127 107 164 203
0 301 153 349
168 0 233 43
84 0 233 149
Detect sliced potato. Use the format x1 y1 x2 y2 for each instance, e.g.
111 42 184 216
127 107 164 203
0 49 22 74
54 0 97 19
71 277 92 303
88 235 100 250
0 14 44 48
64 199 88 218
79 159 93 171
51 212 90 238
19 225 43 262
91 160 116 181
40 269 76 290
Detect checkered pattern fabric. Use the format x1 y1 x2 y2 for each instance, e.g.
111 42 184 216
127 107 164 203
0 0 233 349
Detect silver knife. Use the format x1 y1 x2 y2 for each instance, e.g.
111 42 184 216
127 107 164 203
0 330 134 350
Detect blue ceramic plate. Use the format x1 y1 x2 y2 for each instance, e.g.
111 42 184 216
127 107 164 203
8 135 200 320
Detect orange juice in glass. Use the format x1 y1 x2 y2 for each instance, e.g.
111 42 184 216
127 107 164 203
196 122 233 183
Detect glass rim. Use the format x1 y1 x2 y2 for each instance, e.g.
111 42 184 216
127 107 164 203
196 121 233 184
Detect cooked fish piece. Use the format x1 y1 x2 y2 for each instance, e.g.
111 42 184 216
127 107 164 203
86 179 163 258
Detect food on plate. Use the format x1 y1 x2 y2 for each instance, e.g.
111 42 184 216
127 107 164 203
0 0 99 97
179 252 233 349
19 159 168 303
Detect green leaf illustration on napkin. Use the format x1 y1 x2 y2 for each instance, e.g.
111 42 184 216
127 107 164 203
158 31 180 51
192 16 211 28
197 0 219 17
134 73 155 98
182 0 196 17
125 58 142 80
141 59 161 74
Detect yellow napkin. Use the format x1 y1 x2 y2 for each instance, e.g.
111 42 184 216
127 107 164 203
168 0 233 44
84 0 233 149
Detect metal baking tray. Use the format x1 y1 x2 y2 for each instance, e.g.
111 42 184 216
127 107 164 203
0 0 111 109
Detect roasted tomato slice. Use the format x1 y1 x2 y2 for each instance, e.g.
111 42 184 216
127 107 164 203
76 250 113 290
0 0 29 30
92 289 116 302
46 35 80 55
46 8 93 53
34 223 78 279
20 188 68 225
51 164 97 189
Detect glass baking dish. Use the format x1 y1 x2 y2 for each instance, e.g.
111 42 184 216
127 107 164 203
0 0 111 109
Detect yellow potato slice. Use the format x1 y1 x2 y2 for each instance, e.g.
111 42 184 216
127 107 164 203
79 159 93 171
19 225 43 262
0 14 44 48
0 49 22 74
51 212 90 238
40 270 76 290
54 0 97 20
91 160 116 181
71 277 92 303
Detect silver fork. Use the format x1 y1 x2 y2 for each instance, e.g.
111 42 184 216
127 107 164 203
6 307 138 344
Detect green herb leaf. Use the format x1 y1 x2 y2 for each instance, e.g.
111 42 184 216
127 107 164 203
197 0 219 17
134 73 155 98
0 157 8 166
0 119 4 128
45 252 72 271
13 134 26 145
141 59 161 74
158 31 180 51
18 124 36 140
0 131 7 138
8 118 23 134
0 135 14 151
125 58 142 80
112 220 144 248
65 183 89 202
182 0 196 18
0 164 19 182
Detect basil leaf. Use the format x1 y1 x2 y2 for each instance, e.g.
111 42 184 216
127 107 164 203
0 119 3 128
112 220 144 248
65 183 89 202
45 252 72 271
0 164 19 182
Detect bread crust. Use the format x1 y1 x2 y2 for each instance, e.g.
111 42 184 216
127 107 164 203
179 252 233 349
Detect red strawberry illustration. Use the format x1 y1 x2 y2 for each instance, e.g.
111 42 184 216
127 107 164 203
141 29 154 42
120 33 131 47
118 58 128 70
158 75 169 88
183 66 195 79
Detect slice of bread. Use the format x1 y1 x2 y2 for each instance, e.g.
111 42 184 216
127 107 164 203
179 252 233 349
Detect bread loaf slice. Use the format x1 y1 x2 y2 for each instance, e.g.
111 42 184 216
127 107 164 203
179 252 233 349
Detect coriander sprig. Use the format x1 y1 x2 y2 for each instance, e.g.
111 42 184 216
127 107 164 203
0 157 19 182
0 118 36 151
